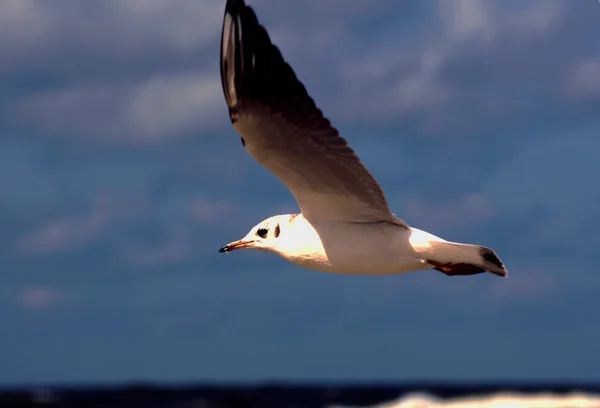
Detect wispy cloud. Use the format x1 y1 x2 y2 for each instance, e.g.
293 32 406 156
18 193 148 254
0 0 223 70
4 0 595 143
566 58 600 101
436 0 563 43
18 286 65 309
19 206 108 254
122 195 239 267
323 0 584 134
1 0 600 383
127 226 191 267
188 195 238 222
14 72 223 142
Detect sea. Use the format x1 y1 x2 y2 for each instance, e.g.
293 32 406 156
1 382 599 408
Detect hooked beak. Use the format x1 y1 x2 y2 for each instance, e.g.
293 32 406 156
218 239 255 253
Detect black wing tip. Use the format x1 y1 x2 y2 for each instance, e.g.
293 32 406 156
479 247 505 270
224 0 257 23
478 246 508 277
225 0 247 13
220 0 325 125
221 0 270 66
223 0 257 30
220 0 262 109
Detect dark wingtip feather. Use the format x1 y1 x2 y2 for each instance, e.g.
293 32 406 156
479 247 505 269
479 247 508 278
220 0 267 118
219 0 317 122
223 0 250 25
220 0 245 110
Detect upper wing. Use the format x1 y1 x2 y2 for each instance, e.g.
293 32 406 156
220 0 406 227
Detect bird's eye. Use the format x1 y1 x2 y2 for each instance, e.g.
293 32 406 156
257 227 269 238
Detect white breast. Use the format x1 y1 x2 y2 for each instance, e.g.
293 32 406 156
278 217 425 275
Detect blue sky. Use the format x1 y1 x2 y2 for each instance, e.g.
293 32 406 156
1 0 600 385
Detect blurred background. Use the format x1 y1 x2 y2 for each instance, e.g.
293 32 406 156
1 0 599 407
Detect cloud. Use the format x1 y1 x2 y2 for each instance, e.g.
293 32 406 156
122 195 240 267
18 193 148 254
14 72 223 142
437 0 495 42
1 0 228 143
126 73 223 138
19 207 107 254
18 286 65 309
566 58 600 101
0 0 223 71
332 0 596 137
2 0 600 383
188 195 238 222
437 0 563 43
127 226 191 267
2 0 598 146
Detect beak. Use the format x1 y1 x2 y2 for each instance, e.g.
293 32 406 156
218 239 255 253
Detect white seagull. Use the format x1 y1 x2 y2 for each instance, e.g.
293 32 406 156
218 0 508 278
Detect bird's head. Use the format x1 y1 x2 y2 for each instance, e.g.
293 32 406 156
219 214 298 254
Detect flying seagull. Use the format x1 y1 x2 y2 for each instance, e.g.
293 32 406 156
218 0 508 278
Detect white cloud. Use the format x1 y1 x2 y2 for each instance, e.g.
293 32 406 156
393 48 451 112
566 58 600 101
0 0 223 70
19 206 108 254
0 1 52 54
112 0 223 52
126 73 223 139
18 286 65 309
19 193 148 254
330 0 570 128
124 195 241 267
437 0 563 43
437 0 495 42
188 196 238 223
335 47 451 122
15 85 122 138
14 72 223 142
1 0 592 141
503 0 564 37
127 227 191 267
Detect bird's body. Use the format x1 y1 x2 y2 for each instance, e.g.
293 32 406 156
252 214 420 275
218 0 509 279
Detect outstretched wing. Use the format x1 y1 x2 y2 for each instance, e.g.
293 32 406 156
220 0 406 227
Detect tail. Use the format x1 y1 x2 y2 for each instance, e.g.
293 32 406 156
410 229 508 278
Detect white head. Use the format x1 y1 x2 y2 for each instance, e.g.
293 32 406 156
219 214 299 254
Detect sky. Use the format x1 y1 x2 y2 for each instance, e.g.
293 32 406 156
1 0 600 386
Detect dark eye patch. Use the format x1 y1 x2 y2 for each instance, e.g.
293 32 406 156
274 224 280 238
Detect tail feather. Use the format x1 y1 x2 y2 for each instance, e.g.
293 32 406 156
427 241 507 277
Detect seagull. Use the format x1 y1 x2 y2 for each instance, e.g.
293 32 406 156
218 0 508 278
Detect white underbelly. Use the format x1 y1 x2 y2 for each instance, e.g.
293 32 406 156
285 224 426 275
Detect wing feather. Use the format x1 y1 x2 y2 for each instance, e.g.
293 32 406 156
220 0 407 227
